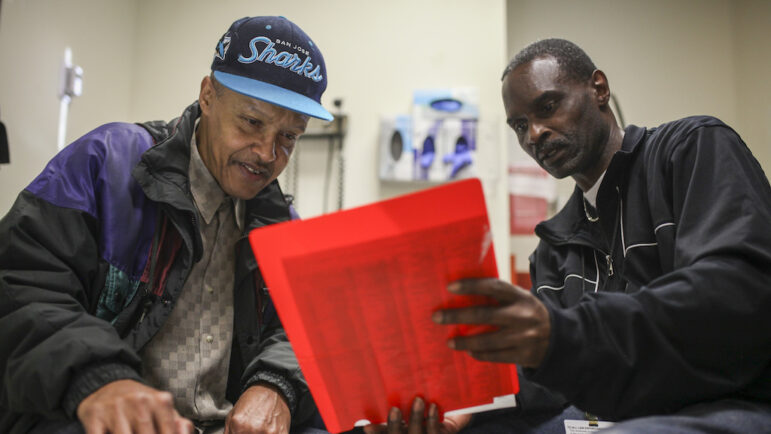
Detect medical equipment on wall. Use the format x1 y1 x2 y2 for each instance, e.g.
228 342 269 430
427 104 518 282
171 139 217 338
378 115 413 181
57 47 83 151
507 160 555 234
379 88 480 182
280 99 346 217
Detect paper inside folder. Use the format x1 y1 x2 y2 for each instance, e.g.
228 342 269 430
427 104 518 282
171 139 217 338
444 394 517 417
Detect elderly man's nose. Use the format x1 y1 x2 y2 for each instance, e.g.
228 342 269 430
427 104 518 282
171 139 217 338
251 136 277 162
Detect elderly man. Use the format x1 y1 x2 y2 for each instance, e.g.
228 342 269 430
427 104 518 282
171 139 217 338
382 39 771 434
0 16 332 434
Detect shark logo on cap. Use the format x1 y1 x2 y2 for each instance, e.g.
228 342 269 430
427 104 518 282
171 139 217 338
215 36 231 61
237 36 323 82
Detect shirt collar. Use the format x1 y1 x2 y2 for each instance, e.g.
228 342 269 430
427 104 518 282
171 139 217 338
535 124 648 244
189 123 245 230
583 170 606 208
234 197 244 231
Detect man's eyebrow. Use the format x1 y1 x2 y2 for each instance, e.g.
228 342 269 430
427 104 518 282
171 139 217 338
531 90 563 108
506 115 523 127
290 120 307 134
507 90 565 125
241 102 268 118
239 99 308 133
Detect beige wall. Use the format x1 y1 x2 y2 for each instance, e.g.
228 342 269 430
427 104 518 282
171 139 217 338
2 0 768 281
0 0 512 279
126 0 510 279
732 0 771 174
506 0 771 272
0 0 137 212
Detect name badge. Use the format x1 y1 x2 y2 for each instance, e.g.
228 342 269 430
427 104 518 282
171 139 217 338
564 419 615 433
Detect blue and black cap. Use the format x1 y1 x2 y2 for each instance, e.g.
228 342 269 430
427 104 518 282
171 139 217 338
211 16 333 121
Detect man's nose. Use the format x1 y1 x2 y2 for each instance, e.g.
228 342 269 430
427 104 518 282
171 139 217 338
251 134 277 163
527 122 550 149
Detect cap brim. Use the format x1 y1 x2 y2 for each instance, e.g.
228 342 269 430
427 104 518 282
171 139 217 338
213 70 333 121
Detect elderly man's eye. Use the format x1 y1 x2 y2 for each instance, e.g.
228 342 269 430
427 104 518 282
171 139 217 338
278 132 298 150
242 116 261 126
283 132 297 142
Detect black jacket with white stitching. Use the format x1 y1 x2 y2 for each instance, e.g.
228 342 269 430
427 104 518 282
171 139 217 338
526 116 771 420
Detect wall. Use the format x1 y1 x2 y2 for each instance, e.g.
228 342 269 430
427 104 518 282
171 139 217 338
3 0 767 283
0 0 138 212
0 0 510 278
128 0 512 280
505 0 771 272
732 0 771 173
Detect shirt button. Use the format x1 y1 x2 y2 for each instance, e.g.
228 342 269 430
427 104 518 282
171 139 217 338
205 335 214 343
205 285 214 294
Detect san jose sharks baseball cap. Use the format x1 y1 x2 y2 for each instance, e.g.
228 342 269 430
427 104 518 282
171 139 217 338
211 16 333 121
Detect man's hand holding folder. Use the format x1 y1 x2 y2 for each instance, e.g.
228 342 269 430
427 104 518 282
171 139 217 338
435 278 551 368
363 397 471 434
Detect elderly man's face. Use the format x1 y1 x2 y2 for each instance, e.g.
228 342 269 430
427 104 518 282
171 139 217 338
197 76 309 200
502 56 609 181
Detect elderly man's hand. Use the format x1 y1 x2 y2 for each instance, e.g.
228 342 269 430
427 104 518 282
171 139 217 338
224 384 291 434
77 379 193 434
363 397 471 434
432 278 551 368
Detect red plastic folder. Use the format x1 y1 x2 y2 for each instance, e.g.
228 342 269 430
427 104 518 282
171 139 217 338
248 179 519 433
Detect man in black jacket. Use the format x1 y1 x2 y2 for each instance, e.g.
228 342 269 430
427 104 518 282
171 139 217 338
386 39 771 433
0 16 333 434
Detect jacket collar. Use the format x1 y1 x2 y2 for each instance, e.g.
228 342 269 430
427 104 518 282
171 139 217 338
133 102 200 214
133 102 292 259
535 123 647 245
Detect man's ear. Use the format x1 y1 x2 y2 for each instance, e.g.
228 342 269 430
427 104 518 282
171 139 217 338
591 69 611 107
199 76 214 114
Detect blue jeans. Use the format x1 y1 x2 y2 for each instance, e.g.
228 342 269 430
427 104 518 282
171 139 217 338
599 398 771 434
460 398 771 434
460 405 586 434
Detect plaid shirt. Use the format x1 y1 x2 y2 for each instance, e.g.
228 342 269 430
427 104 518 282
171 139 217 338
141 126 244 422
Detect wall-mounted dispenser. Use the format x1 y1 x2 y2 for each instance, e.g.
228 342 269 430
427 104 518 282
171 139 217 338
378 115 414 181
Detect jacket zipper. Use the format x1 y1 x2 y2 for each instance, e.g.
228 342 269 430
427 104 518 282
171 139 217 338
605 254 614 277
601 187 623 288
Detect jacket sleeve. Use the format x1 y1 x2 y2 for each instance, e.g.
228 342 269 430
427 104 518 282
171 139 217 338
0 165 143 419
239 289 316 426
234 190 317 426
527 124 771 419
